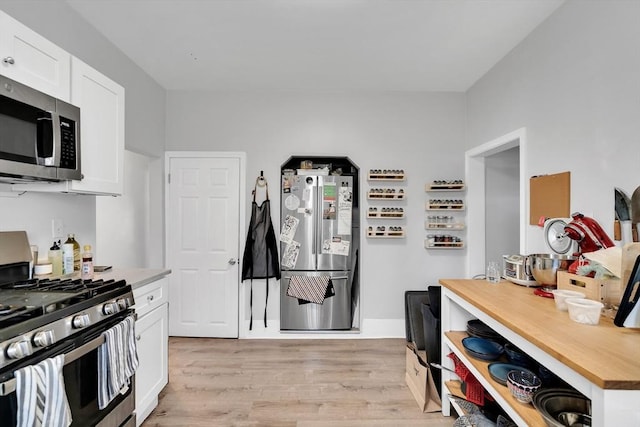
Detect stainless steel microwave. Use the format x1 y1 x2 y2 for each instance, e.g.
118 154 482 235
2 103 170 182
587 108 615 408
0 74 81 183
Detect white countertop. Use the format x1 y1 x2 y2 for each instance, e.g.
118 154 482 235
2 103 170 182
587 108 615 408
94 268 171 289
39 267 171 290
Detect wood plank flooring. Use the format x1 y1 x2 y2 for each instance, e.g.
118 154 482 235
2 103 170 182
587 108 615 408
141 337 453 427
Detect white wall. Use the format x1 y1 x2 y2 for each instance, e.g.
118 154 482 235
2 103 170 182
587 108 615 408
485 147 520 266
96 151 150 267
0 191 96 263
466 0 640 255
166 91 467 332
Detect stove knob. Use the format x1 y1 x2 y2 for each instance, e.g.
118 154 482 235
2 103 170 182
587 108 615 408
116 298 130 310
102 302 119 315
6 340 33 359
72 313 91 329
33 330 56 347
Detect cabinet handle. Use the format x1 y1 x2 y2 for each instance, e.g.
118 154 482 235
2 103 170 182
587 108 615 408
2 57 15 65
136 335 141 341
147 295 154 301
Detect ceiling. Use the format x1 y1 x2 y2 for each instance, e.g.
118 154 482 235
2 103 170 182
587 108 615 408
65 0 564 92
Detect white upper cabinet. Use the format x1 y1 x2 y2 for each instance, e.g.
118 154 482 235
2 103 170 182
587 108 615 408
69 57 125 195
11 57 125 196
0 10 71 101
2 10 125 196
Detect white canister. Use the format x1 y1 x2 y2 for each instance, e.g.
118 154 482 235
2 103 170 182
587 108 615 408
62 243 74 275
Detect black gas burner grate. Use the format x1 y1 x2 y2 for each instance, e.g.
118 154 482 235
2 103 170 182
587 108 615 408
0 278 127 331
3 278 119 294
0 305 41 330
0 304 26 316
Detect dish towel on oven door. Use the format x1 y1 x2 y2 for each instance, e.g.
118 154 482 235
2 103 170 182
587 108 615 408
287 275 332 304
98 315 138 409
15 354 72 427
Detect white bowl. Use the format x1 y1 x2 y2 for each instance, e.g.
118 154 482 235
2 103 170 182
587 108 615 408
551 289 586 311
565 297 604 325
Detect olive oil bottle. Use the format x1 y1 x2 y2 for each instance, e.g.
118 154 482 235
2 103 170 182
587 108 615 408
65 233 81 272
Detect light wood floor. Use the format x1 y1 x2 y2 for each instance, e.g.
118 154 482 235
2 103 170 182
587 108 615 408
141 337 453 427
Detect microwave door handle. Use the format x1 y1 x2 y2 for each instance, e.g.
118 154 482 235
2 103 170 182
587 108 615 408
49 113 61 167
0 333 107 397
35 112 59 167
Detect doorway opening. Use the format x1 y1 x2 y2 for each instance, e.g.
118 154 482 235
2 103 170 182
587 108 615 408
466 128 527 278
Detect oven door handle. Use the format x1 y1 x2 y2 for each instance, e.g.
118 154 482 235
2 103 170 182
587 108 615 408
0 334 106 396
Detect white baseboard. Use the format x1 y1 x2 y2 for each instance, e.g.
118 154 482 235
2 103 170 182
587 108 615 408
239 318 405 339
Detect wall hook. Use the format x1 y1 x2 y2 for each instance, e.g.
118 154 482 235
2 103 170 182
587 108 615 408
257 170 266 187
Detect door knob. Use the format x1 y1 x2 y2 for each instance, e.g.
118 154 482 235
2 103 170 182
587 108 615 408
3 57 15 65
228 258 237 265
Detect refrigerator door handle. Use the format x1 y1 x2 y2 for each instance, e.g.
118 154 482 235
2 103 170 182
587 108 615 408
311 181 317 256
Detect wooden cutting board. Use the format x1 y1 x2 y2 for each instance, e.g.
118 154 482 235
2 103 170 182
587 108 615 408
621 243 640 287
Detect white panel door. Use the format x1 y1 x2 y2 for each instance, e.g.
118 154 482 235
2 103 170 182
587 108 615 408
167 155 241 337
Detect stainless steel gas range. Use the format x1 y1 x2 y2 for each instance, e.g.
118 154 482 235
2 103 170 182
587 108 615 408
0 232 136 427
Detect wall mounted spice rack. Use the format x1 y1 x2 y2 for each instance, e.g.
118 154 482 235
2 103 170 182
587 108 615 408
367 207 404 219
425 180 465 191
424 234 464 249
367 169 405 181
425 216 465 230
368 188 405 200
425 179 465 248
367 169 406 238
426 199 465 210
367 226 405 238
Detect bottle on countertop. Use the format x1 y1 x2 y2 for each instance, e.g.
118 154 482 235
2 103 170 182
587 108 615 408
81 245 94 280
65 233 81 272
62 241 74 275
48 240 63 276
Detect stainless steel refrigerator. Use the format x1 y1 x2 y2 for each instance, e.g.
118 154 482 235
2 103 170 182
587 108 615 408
280 174 355 330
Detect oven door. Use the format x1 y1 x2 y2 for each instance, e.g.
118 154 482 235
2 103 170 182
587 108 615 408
0 312 135 427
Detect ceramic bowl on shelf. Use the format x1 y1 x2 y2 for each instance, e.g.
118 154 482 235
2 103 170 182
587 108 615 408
507 369 542 403
503 343 534 368
488 362 536 386
461 336 504 361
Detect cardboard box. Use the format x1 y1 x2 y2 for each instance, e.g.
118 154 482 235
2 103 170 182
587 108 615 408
405 344 441 413
557 271 622 305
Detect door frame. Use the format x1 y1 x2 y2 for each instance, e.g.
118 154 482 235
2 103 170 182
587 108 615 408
465 128 528 278
164 151 246 336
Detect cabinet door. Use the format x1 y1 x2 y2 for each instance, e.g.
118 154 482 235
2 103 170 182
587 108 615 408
135 303 168 426
0 11 71 101
70 57 125 195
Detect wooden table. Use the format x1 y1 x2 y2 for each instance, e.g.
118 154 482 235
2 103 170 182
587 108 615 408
438 278 640 426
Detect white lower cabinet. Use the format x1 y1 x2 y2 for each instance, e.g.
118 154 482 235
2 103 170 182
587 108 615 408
133 277 168 426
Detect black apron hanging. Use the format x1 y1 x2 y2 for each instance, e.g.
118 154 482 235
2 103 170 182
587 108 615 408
241 176 280 330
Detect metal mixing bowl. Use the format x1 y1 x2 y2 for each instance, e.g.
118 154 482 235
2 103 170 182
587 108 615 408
530 254 576 286
533 391 591 427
